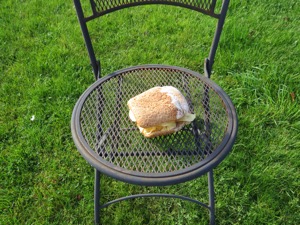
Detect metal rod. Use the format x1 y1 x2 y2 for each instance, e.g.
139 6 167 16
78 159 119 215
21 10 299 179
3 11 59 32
208 0 230 75
94 169 101 225
181 74 204 156
111 76 124 150
203 82 212 155
208 170 215 225
100 193 210 210
74 0 99 79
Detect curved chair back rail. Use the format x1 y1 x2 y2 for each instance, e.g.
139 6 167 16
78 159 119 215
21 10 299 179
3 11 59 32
86 0 219 20
73 0 230 79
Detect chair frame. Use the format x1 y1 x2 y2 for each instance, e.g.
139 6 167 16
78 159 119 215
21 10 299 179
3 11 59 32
72 1 234 224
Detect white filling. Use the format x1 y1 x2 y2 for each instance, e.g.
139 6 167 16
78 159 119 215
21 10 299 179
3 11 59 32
177 113 196 122
129 110 136 122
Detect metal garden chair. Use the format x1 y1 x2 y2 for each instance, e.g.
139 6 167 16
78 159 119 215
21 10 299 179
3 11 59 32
71 0 238 224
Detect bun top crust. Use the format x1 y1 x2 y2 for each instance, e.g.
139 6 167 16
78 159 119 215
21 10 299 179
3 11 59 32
127 86 190 128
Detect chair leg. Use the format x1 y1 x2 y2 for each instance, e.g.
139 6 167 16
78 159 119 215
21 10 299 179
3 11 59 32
208 170 215 225
94 169 101 225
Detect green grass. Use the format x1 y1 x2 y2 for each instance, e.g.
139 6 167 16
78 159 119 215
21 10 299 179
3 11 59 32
1 0 300 224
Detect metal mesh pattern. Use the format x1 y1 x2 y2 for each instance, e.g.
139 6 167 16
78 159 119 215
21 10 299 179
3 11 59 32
92 0 216 15
78 67 229 174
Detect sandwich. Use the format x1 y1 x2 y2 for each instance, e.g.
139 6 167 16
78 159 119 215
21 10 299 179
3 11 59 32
127 86 196 138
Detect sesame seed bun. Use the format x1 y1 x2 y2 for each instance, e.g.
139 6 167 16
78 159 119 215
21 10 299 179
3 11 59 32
127 86 194 138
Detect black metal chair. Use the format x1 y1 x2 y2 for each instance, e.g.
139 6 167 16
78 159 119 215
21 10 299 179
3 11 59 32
71 0 237 224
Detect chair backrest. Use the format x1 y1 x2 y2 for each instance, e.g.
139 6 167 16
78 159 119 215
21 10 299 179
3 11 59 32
74 0 230 79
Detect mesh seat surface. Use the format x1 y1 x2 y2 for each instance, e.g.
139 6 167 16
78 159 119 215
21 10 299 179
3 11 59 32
72 65 236 184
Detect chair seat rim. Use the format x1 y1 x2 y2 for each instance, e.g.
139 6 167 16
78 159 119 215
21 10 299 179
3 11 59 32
71 64 238 186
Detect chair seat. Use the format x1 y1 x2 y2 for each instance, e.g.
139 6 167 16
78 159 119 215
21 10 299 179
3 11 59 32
71 65 237 186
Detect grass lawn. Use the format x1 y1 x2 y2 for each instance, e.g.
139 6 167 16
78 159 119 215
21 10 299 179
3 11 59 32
1 0 299 224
